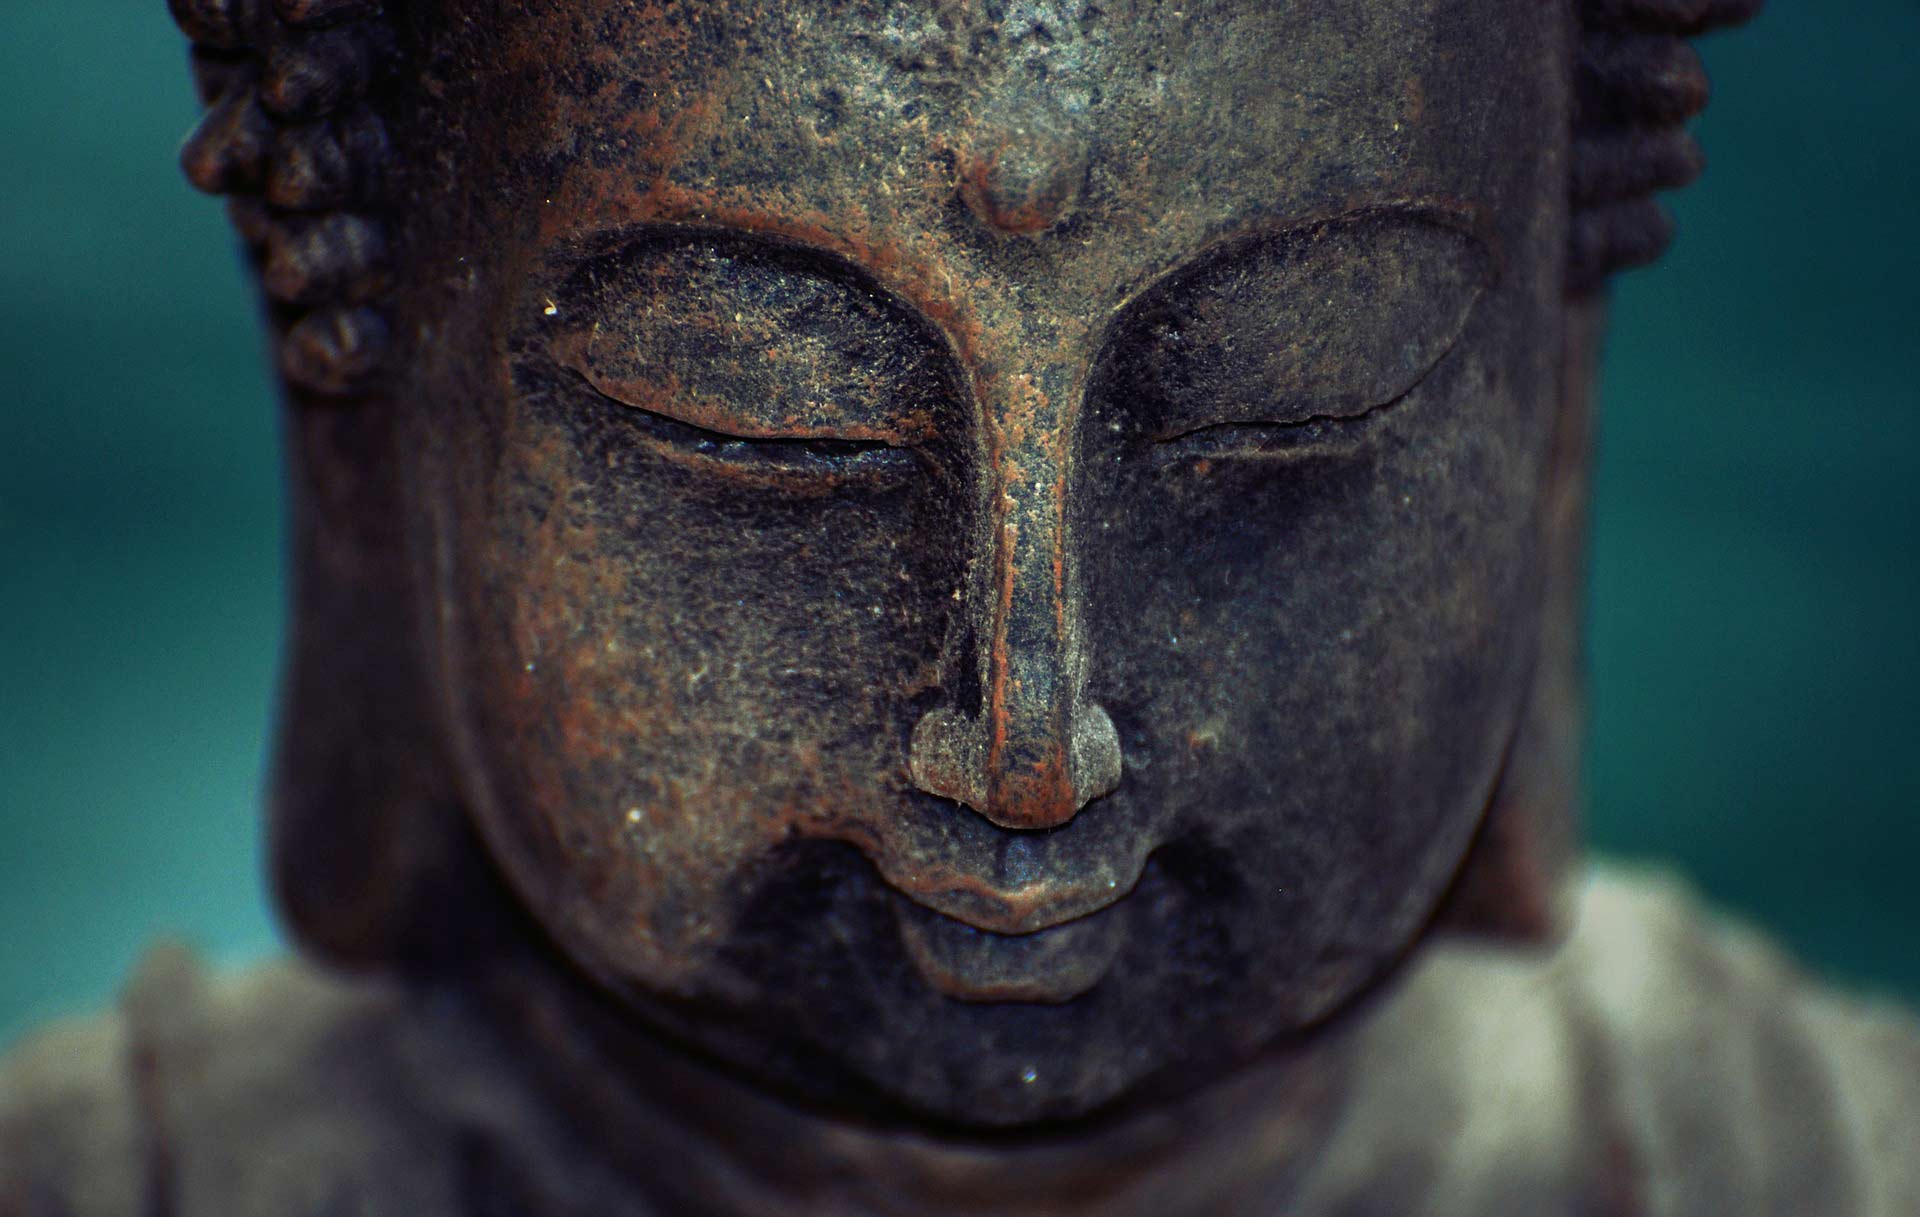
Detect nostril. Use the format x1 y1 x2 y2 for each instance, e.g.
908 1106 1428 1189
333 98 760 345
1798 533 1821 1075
1069 702 1124 806
908 705 987 812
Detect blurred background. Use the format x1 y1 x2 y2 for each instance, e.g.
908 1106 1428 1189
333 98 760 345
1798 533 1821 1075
3 1 1916 1045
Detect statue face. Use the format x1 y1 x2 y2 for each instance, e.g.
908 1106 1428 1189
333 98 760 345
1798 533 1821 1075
403 0 1568 1124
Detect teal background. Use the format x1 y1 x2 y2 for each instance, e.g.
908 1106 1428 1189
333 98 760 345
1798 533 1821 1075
3 2 1916 1045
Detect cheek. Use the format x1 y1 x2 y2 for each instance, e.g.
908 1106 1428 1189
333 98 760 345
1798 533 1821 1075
440 448 743 985
1083 355 1546 968
434 393 958 988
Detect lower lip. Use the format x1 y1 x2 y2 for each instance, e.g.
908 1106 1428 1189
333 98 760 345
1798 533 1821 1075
891 891 1133 1004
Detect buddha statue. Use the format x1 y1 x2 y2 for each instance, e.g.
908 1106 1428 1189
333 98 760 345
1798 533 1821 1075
6 0 1917 1213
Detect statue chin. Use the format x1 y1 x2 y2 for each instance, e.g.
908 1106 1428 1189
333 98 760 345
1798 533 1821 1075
469 807 1483 1127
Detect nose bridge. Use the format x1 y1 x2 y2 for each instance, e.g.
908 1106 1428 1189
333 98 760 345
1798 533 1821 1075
984 367 1080 796
908 349 1123 830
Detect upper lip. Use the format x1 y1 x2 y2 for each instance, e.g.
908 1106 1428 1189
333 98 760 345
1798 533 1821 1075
867 851 1148 935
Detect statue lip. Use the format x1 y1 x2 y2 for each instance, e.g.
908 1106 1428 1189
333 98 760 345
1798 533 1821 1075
866 849 1148 937
891 891 1132 1004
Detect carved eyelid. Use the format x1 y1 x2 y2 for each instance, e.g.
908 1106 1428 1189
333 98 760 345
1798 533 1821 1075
544 231 959 450
1111 208 1497 444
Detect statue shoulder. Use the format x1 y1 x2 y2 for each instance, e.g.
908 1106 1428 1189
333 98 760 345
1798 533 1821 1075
1 945 467 1217
1562 869 1920 1217
0 988 142 1217
1317 869 1920 1217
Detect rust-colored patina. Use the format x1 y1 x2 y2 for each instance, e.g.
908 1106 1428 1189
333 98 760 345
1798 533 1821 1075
153 0 1767 1188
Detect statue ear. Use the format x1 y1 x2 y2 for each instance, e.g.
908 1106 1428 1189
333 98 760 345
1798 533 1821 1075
271 390 500 972
166 0 509 970
1434 296 1607 944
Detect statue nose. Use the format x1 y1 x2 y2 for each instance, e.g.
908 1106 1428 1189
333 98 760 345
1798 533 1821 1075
908 372 1122 831
909 660 1123 831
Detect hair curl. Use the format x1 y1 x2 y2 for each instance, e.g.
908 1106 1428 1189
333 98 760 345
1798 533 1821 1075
169 0 400 395
1570 0 1764 290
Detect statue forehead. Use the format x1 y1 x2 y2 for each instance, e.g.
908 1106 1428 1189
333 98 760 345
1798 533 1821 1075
487 0 1550 313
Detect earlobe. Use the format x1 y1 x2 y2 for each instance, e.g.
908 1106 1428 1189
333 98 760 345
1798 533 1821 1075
1433 295 1608 944
271 392 497 972
1431 696 1581 944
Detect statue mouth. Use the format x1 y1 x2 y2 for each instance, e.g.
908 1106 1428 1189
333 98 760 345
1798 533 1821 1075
861 833 1150 937
865 835 1150 1002
890 889 1134 1004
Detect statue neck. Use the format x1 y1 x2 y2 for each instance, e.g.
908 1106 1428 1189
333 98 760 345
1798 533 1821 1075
441 948 1356 1217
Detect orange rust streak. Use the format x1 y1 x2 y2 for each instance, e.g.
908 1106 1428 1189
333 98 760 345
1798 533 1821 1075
978 369 1081 813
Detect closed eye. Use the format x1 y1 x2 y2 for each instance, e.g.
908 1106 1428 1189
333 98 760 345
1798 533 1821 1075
1150 326 1459 463
568 363 918 478
538 229 960 483
1152 389 1414 462
1106 205 1495 466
